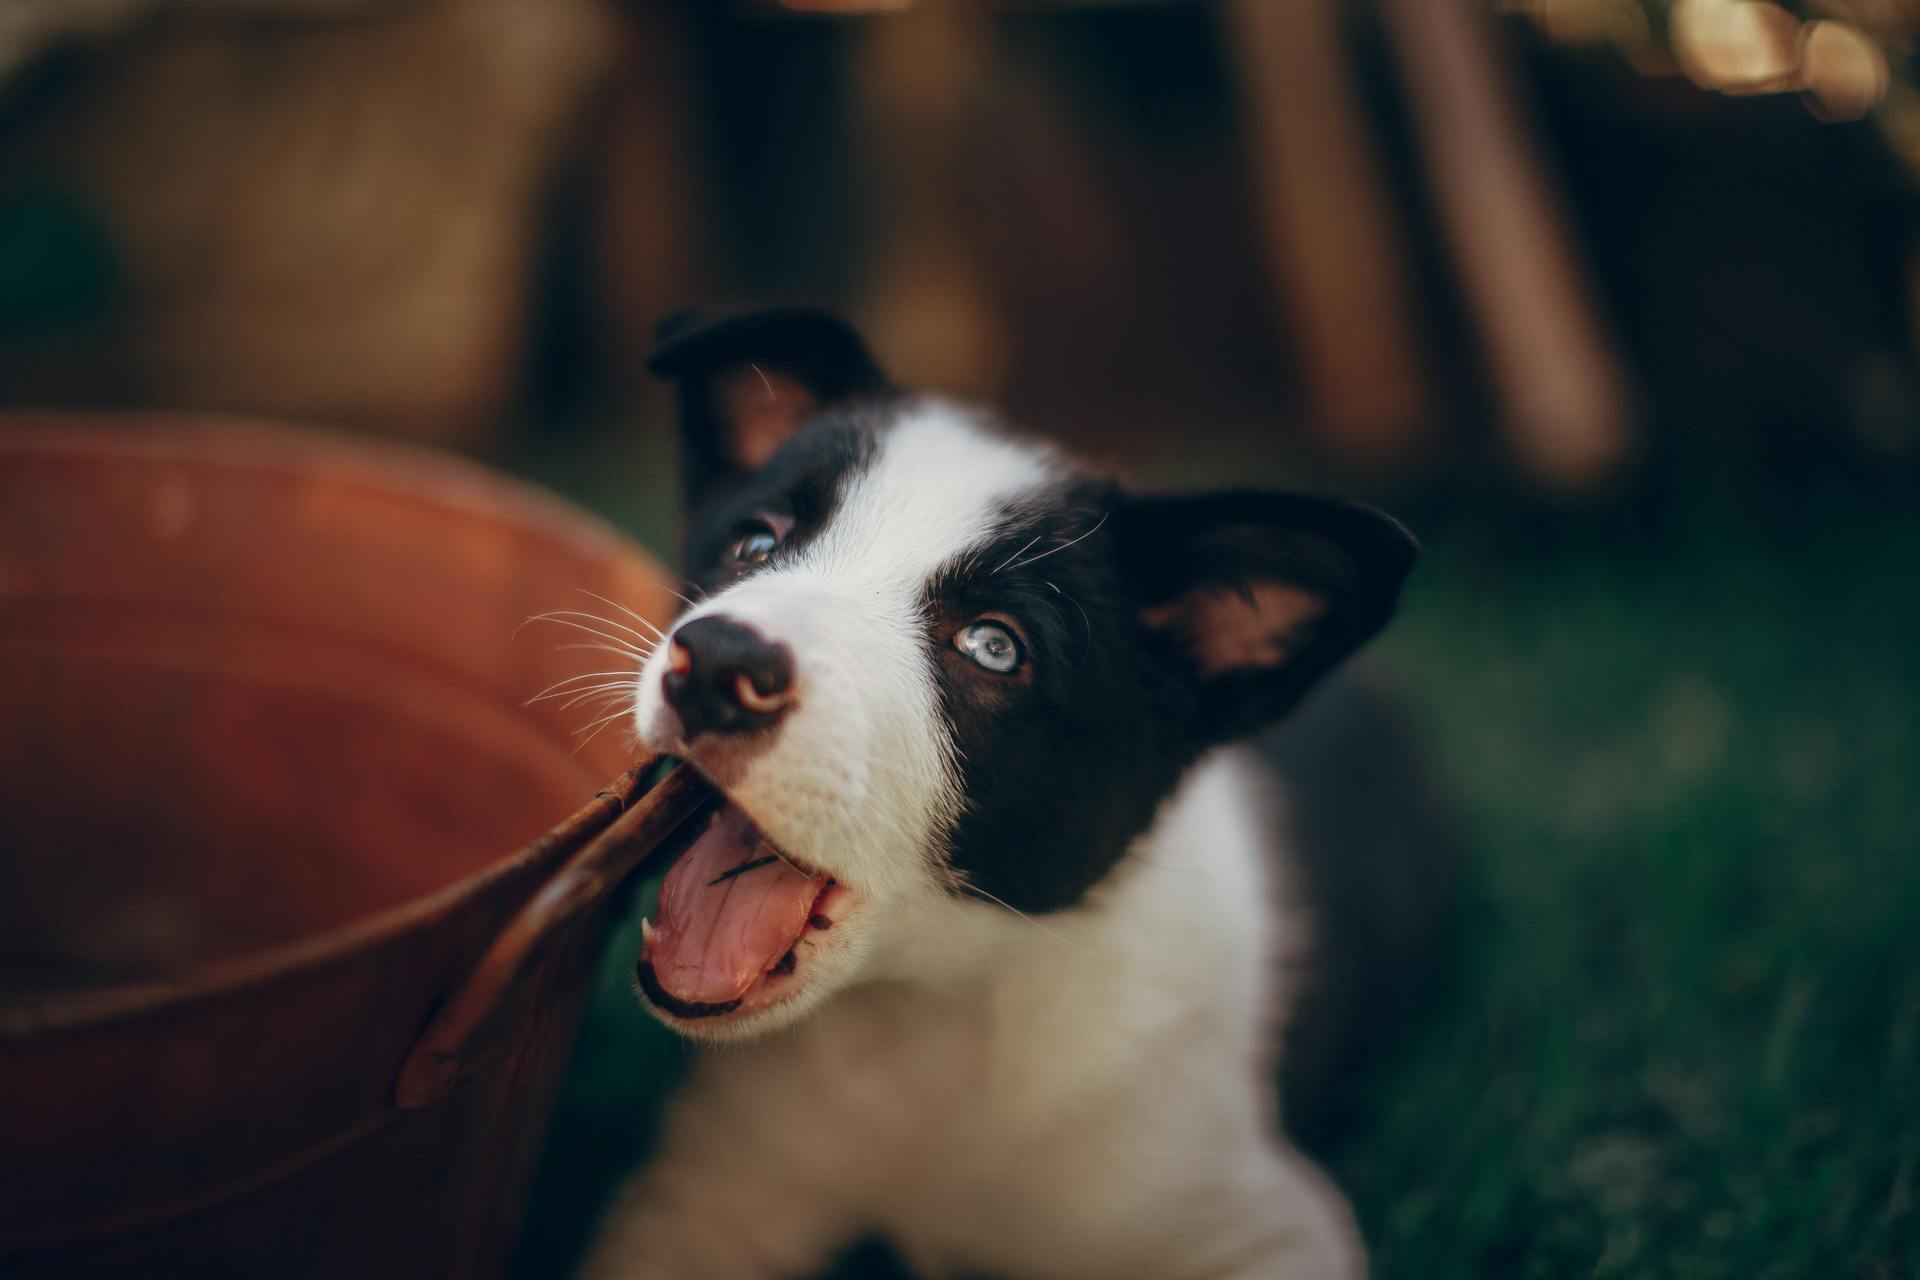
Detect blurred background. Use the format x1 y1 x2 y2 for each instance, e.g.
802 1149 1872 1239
2 0 1915 1276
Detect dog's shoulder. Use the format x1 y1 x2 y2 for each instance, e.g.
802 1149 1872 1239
1254 670 1458 1145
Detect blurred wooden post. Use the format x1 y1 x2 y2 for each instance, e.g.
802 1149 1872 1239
596 2 708 410
1225 0 1437 470
1378 0 1633 488
852 0 1009 396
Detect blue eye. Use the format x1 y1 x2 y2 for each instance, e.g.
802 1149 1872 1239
731 525 779 565
956 621 1021 674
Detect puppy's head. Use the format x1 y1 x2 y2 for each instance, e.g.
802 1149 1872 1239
629 306 1415 1039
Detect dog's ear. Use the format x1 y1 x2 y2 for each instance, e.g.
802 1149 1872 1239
647 305 891 510
1114 491 1416 746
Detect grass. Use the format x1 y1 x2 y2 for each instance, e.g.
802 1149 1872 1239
516 434 1920 1278
1341 457 1920 1279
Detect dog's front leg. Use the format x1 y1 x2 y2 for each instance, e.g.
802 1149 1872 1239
580 1160 844 1280
578 1059 876 1280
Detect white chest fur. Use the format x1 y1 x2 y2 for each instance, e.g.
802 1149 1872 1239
584 750 1364 1280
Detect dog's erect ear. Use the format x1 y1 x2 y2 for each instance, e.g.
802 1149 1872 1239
1114 491 1416 745
647 305 891 509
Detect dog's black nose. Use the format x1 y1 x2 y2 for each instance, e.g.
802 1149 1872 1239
662 615 795 738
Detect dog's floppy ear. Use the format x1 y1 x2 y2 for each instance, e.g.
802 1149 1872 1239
647 305 891 510
1115 491 1416 746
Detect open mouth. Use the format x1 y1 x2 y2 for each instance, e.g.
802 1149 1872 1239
636 792 847 1022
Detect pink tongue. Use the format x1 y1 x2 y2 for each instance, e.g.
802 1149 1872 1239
645 806 825 1005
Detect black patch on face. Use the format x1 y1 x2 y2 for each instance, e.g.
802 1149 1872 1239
924 479 1202 915
681 405 887 598
923 477 1412 916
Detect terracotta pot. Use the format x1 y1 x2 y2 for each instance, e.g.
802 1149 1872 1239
0 414 701 1277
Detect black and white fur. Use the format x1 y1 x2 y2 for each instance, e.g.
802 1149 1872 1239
583 307 1417 1280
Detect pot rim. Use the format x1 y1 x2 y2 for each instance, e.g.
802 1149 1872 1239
0 412 662 1040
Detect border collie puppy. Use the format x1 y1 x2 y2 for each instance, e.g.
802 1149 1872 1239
584 306 1417 1280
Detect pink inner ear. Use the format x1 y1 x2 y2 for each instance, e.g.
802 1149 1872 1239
712 366 819 469
1147 582 1326 676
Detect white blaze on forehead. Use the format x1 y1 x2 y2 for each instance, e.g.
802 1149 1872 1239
766 403 1060 881
797 402 1064 587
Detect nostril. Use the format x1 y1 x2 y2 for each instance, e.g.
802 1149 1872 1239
734 672 791 715
663 614 795 735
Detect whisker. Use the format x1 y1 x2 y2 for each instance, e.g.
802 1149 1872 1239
517 612 627 646
523 609 659 650
569 702 640 756
533 671 637 690
521 618 651 660
954 882 1119 962
521 613 657 653
1005 513 1108 574
526 680 636 709
570 709 637 759
520 628 647 662
524 669 640 704
571 698 638 733
555 642 654 662
573 588 667 639
749 362 778 401
1044 579 1093 653
989 530 1047 576
664 584 709 611
556 685 638 713
766 848 815 878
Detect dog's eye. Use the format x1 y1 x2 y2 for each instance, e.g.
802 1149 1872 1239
729 523 780 567
955 621 1021 674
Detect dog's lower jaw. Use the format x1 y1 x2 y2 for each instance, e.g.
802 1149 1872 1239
582 748 1365 1280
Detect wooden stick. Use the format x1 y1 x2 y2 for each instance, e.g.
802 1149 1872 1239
393 761 712 1108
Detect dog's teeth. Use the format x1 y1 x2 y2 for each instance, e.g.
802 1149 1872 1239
640 917 655 943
